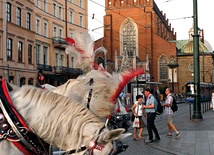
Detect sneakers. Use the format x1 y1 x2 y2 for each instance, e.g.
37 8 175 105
154 137 160 141
174 132 181 139
166 133 172 137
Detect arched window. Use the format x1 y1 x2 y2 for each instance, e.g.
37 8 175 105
122 20 137 56
159 56 168 81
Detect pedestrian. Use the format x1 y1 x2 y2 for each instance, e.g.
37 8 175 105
131 95 146 140
142 88 160 143
162 88 180 139
212 90 214 110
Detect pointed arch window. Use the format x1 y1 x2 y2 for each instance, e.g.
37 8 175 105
122 21 136 56
159 56 168 81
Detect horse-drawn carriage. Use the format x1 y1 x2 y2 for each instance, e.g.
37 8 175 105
0 33 143 155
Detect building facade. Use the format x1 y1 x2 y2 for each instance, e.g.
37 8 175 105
95 0 177 94
0 0 88 86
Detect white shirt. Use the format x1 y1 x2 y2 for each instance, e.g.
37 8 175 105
134 101 143 116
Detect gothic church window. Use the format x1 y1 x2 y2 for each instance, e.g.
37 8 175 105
122 21 136 56
159 56 168 81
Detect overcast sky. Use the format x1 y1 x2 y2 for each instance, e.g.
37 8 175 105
88 0 214 50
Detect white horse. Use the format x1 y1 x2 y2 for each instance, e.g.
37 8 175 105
0 84 125 155
42 69 143 118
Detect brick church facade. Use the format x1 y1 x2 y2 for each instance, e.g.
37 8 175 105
94 0 178 94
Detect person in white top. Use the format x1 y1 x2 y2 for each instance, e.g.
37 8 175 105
131 95 146 140
212 90 214 110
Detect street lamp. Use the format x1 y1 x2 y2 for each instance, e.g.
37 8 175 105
167 55 179 93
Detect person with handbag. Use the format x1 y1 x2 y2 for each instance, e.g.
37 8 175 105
131 95 146 140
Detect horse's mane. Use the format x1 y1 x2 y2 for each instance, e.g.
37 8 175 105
9 86 102 151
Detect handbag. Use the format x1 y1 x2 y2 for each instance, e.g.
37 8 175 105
132 117 140 128
131 114 135 122
131 103 139 122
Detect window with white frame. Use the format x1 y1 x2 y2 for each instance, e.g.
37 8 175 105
59 29 62 38
60 54 64 66
16 7 21 26
36 44 40 64
53 3 56 16
26 13 31 30
44 22 48 37
159 56 168 81
79 15 83 27
70 11 73 23
55 53 58 66
44 0 47 11
36 18 40 34
80 0 83 8
53 27 57 37
70 30 74 38
59 6 62 19
36 0 39 7
43 46 48 65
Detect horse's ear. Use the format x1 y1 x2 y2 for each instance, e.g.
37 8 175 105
103 129 125 142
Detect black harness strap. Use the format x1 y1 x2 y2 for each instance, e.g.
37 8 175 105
87 78 94 109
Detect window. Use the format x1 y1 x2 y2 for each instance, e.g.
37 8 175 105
80 0 83 8
44 0 47 11
36 44 40 64
53 3 56 16
36 19 40 34
53 27 57 37
6 3 11 22
26 13 31 30
44 22 47 37
28 45 32 64
55 53 58 66
159 56 168 81
36 0 39 7
70 30 73 38
59 29 62 38
70 11 73 23
59 6 62 19
16 8 21 26
43 46 48 65
71 56 74 67
122 21 136 56
18 42 23 62
60 55 64 66
79 15 83 27
7 38 12 61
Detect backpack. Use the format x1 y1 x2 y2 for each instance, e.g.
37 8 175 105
155 98 163 115
170 95 178 112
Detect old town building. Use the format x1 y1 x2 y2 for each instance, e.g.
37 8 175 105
176 26 213 95
0 0 87 86
95 0 177 95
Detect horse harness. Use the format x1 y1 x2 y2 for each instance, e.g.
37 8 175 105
86 78 94 109
0 79 50 155
63 125 117 155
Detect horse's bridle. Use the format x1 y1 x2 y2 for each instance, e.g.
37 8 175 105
64 125 117 155
86 78 94 109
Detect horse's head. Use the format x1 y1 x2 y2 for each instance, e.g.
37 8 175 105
81 123 125 155
79 69 143 118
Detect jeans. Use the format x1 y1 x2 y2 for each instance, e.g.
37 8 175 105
146 113 160 140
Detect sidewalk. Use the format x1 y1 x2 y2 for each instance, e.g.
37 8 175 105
122 102 214 155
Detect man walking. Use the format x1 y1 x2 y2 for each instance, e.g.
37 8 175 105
162 88 180 139
143 88 160 143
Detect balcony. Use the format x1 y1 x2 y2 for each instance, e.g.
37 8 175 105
37 64 52 72
54 66 83 75
52 37 68 49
